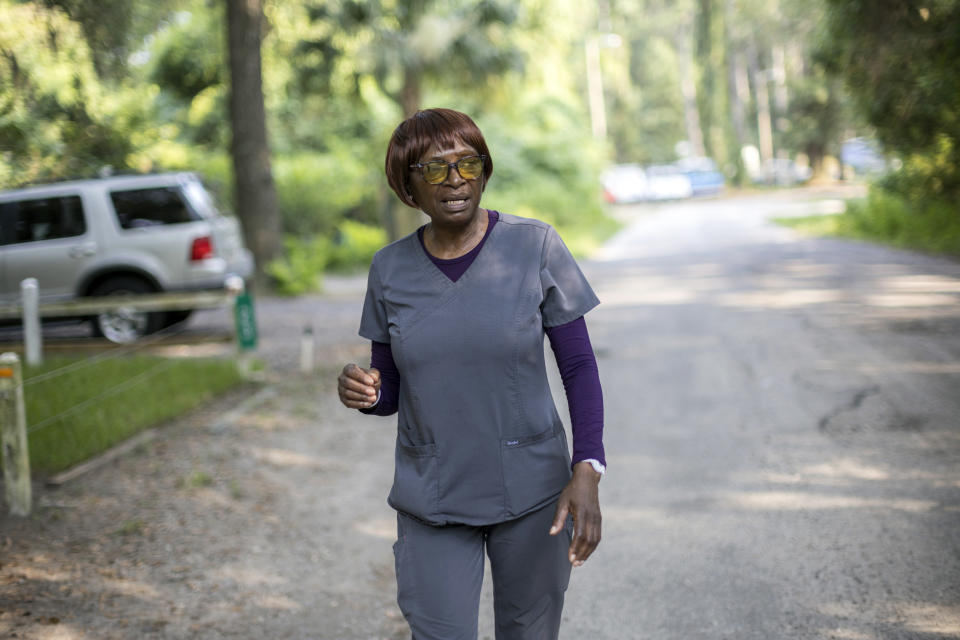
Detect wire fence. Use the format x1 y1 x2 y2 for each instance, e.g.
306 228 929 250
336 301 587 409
22 316 194 388
26 359 180 436
4 309 251 479
0 281 261 516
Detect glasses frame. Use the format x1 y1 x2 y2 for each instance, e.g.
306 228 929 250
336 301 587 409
409 155 486 185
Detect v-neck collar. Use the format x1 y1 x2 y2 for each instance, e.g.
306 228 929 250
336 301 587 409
415 210 499 288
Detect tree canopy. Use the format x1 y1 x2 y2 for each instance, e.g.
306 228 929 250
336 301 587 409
3 0 955 279
820 0 960 199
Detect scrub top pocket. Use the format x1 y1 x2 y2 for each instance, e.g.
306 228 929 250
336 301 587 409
501 426 572 516
389 440 441 522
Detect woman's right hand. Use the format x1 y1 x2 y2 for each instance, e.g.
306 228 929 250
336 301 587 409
338 364 381 409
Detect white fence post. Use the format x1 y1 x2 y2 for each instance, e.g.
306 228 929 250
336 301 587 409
21 278 43 366
300 325 314 374
0 352 31 516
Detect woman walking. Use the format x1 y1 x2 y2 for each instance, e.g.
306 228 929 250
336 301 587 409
338 108 605 640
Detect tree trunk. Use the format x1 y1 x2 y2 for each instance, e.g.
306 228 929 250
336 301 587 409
748 43 775 174
729 49 750 150
226 0 282 286
388 64 426 240
401 65 422 118
674 25 706 158
694 0 715 159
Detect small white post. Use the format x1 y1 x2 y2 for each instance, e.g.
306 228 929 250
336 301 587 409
300 325 314 374
21 278 43 366
0 352 31 516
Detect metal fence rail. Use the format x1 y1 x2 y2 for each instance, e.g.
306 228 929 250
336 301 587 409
0 289 237 320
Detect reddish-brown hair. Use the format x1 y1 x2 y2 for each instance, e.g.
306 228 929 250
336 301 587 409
385 108 494 209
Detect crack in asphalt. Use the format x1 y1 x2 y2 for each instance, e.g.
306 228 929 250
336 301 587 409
817 385 883 433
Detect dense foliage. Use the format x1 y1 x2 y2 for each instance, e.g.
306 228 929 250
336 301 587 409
821 0 960 202
3 0 956 288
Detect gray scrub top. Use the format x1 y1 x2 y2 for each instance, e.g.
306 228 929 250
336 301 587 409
359 213 600 526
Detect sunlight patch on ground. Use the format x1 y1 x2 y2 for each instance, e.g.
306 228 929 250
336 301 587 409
813 199 848 215
15 563 73 583
753 461 960 486
880 275 960 293
853 361 960 374
212 565 287 587
899 604 960 635
820 627 878 640
602 505 675 529
598 282 698 306
33 626 85 640
721 491 937 513
101 576 163 601
189 486 239 508
819 602 960 638
353 517 397 540
254 593 302 611
799 458 890 481
681 262 726 277
596 271 737 308
717 289 844 308
776 261 840 278
863 293 959 307
248 446 346 470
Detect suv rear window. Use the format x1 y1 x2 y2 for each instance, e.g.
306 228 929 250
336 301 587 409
110 186 200 229
0 195 86 246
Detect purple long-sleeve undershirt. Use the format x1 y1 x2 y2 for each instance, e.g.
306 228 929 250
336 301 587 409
360 210 605 468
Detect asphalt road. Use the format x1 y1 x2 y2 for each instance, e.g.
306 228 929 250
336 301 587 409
563 187 960 639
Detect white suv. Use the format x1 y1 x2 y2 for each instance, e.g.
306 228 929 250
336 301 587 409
0 173 254 343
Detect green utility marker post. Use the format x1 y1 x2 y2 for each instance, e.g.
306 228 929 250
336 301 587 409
234 291 258 377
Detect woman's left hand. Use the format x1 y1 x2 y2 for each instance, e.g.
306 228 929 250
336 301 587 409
549 461 602 566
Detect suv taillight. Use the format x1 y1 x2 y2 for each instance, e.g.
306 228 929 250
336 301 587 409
190 236 214 261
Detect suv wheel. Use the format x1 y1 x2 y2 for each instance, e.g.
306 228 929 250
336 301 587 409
89 277 165 344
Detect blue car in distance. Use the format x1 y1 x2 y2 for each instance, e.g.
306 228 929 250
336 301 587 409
675 157 725 197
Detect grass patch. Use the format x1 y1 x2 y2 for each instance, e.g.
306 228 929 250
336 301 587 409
776 213 845 236
18 355 244 475
116 518 146 536
775 188 960 258
177 469 215 489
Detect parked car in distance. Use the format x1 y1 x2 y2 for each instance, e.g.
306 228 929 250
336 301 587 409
0 172 254 343
600 163 648 203
841 137 887 176
676 157 725 196
644 164 693 201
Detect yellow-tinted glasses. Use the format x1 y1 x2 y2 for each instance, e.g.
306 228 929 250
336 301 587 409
410 155 486 185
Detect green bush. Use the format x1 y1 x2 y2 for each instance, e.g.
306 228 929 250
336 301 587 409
778 185 960 258
267 220 387 295
273 151 380 236
878 134 960 205
266 235 332 296
327 220 389 271
842 188 960 257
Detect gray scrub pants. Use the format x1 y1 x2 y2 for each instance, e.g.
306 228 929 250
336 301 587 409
393 500 574 640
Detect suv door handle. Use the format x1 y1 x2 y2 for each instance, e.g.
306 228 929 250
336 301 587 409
69 242 97 258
